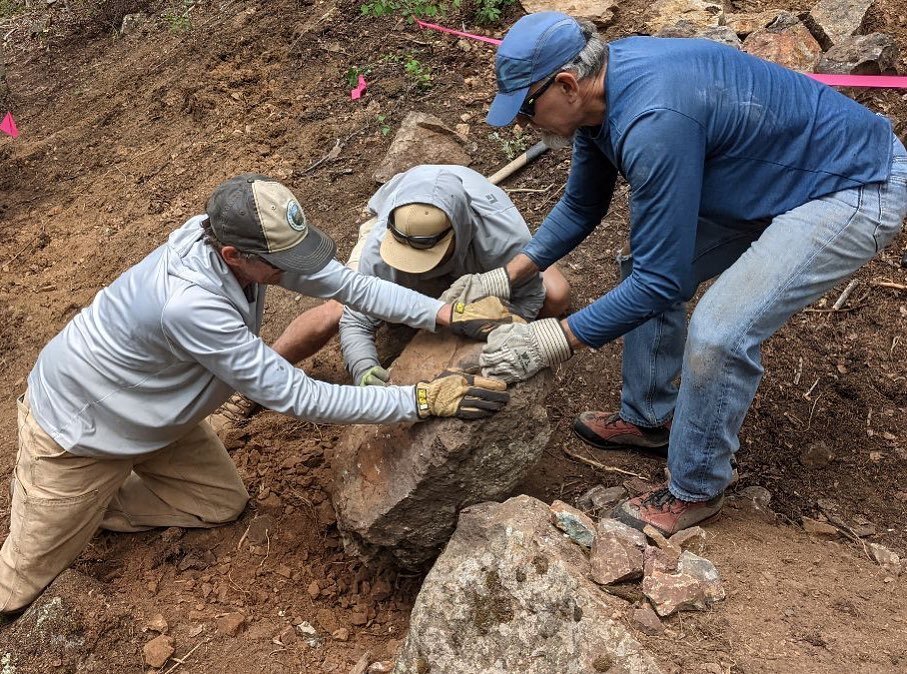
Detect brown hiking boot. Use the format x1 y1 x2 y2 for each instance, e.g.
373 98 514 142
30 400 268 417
572 411 670 453
208 392 260 434
611 484 724 536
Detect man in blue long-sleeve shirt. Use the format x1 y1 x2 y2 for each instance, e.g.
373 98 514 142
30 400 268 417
471 12 907 535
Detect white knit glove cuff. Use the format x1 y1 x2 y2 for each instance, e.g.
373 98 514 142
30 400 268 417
478 268 511 300
529 318 572 366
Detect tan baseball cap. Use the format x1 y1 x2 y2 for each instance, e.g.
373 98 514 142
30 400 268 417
206 173 336 274
379 203 454 274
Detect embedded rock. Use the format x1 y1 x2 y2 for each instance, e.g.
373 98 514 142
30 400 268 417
644 0 723 34
550 500 597 548
656 22 742 48
869 543 902 576
394 496 662 674
742 13 822 71
576 484 627 515
143 635 175 668
642 551 725 616
373 112 471 183
520 0 619 27
590 519 647 585
816 33 899 75
631 604 665 635
725 10 785 38
802 516 840 538
331 331 553 569
804 0 873 48
668 526 710 555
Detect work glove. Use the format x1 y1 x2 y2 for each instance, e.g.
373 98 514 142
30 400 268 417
440 268 511 305
217 392 260 424
415 370 510 420
358 364 390 387
479 318 573 383
448 296 526 341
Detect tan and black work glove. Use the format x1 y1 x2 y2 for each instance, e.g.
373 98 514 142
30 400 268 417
414 370 510 420
448 296 526 341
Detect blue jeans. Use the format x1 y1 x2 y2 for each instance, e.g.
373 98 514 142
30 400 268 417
619 133 907 501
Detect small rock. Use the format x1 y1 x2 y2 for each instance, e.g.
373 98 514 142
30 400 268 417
246 515 277 546
370 578 393 602
143 635 174 668
668 526 710 555
815 33 899 75
368 662 394 673
576 485 627 513
351 610 369 626
296 620 323 647
455 123 470 138
850 521 876 538
643 525 682 558
550 500 597 548
800 441 836 467
120 12 147 35
332 627 350 641
145 613 168 633
307 580 321 600
590 519 647 585
802 517 839 538
275 564 293 579
869 543 902 576
631 604 665 635
216 612 246 637
277 625 298 645
642 551 726 617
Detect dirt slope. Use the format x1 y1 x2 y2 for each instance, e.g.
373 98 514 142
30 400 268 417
1 0 906 671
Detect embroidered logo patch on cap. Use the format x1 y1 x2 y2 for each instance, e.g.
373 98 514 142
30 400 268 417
287 200 307 232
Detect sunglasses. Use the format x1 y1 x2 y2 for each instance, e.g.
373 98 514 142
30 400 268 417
388 219 453 250
518 72 559 119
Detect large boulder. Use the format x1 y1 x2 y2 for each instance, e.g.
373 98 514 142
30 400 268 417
520 0 619 27
373 112 471 183
331 331 554 569
742 12 822 71
815 33 899 75
804 0 873 49
394 496 662 674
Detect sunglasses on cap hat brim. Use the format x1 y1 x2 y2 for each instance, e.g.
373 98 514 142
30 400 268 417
387 217 453 250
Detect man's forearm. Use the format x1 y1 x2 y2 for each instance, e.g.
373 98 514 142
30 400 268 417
505 253 541 287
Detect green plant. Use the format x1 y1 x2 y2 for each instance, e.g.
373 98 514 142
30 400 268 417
403 56 432 89
344 66 372 88
163 0 193 32
376 114 392 137
360 0 460 22
475 0 514 24
489 129 529 160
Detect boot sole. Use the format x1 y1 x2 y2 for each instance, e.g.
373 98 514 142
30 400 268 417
571 421 669 456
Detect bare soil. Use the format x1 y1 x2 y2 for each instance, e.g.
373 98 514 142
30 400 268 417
0 0 906 671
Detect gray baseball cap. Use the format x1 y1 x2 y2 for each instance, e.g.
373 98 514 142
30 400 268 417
206 173 336 274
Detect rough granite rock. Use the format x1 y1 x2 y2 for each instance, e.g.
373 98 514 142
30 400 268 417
577 484 627 514
742 12 822 71
642 551 726 616
869 543 902 576
331 331 553 569
644 0 723 34
816 33 899 75
655 22 742 48
804 0 873 48
373 112 471 183
724 10 785 37
590 519 647 585
520 0 619 27
550 500 597 548
394 496 662 674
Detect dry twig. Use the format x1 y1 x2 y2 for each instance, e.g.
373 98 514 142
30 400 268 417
562 446 646 479
832 279 860 310
161 639 207 674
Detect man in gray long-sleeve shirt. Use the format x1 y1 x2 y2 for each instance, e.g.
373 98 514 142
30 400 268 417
340 165 571 386
0 173 513 614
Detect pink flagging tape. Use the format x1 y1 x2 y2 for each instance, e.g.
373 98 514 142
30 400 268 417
806 73 907 88
415 19 907 89
414 19 502 45
0 112 18 138
351 74 368 101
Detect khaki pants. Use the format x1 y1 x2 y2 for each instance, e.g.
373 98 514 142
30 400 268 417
0 395 249 613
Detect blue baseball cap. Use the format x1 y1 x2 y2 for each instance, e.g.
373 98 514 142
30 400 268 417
487 12 586 127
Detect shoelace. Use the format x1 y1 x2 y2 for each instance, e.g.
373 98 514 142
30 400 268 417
640 487 679 509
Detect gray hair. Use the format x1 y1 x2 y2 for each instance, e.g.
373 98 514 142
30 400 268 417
200 218 261 261
562 20 607 81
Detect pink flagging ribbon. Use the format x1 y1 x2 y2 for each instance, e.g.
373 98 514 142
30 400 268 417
351 74 368 100
414 19 907 89
414 19 502 45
